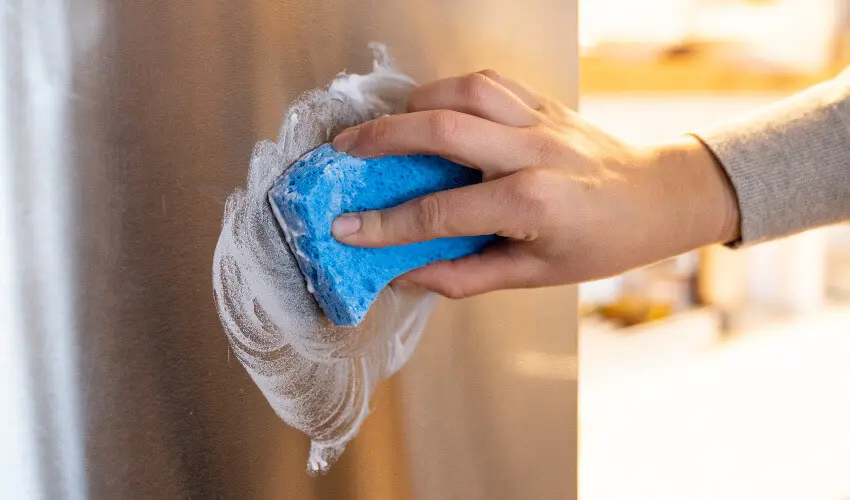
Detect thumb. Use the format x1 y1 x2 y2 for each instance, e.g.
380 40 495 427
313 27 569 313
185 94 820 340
332 175 526 247
397 243 541 298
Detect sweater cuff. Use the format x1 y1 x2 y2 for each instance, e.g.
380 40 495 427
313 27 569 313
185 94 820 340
694 78 850 248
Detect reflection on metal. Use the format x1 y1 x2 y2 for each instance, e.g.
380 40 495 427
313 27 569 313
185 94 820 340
515 351 579 381
3 2 84 498
2 1 578 498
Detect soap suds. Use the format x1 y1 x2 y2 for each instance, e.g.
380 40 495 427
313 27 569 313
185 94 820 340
212 44 434 473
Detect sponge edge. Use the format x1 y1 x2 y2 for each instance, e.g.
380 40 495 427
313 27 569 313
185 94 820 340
269 144 496 326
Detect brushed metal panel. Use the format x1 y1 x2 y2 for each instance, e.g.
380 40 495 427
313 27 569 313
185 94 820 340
2 1 578 498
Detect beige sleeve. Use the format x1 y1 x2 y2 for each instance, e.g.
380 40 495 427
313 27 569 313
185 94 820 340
694 68 850 247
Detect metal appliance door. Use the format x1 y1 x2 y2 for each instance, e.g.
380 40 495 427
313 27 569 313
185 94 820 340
1 1 578 499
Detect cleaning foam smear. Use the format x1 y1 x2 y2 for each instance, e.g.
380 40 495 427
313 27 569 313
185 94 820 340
212 44 433 474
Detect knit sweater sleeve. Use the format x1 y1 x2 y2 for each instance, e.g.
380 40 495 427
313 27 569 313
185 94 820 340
694 68 850 247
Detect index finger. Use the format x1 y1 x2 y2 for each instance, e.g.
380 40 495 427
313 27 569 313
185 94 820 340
475 69 542 110
332 175 523 247
332 110 537 176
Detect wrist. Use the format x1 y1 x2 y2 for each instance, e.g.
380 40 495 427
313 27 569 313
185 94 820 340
644 136 741 251
684 135 741 246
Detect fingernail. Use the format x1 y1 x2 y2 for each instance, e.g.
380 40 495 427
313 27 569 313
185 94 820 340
333 127 359 152
332 214 361 239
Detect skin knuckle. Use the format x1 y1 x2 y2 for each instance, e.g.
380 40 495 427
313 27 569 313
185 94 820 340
461 72 491 104
361 210 385 243
427 110 459 146
440 282 468 300
408 85 429 110
526 133 557 163
414 193 449 237
511 169 552 220
376 210 390 240
477 69 501 80
366 117 389 145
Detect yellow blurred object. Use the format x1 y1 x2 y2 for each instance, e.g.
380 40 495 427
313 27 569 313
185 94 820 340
596 296 673 327
581 52 837 94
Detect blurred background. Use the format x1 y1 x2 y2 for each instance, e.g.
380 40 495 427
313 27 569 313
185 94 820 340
578 0 850 498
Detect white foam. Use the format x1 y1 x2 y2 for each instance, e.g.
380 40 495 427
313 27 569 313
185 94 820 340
211 44 434 474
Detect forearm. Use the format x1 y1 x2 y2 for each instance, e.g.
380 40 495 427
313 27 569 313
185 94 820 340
693 69 850 246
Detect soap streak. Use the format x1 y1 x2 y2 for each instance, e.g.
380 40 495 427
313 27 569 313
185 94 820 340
211 44 434 474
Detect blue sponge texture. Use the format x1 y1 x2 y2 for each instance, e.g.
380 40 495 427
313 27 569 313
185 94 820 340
268 144 496 326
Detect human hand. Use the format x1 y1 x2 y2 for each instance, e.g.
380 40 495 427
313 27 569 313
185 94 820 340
330 70 741 298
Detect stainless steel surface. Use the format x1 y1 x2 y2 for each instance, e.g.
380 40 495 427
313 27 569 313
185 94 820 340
2 1 578 498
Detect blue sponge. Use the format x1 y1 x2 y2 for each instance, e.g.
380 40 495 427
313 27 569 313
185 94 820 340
268 144 496 326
